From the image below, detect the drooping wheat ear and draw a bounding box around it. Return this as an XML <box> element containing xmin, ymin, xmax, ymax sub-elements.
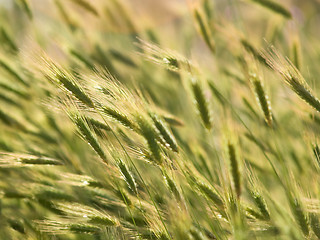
<box><xmin>68</xmin><ymin>223</ymin><xmax>101</xmax><ymax>234</ymax></box>
<box><xmin>69</xmin><ymin>48</ymin><xmax>95</xmax><ymax>69</ymax></box>
<box><xmin>262</xmin><ymin>46</ymin><xmax>320</xmax><ymax>112</ymax></box>
<box><xmin>162</xmin><ymin>169</ymin><xmax>182</xmax><ymax>202</ymax></box>
<box><xmin>114</xmin><ymin>187</ymin><xmax>132</xmax><ymax>206</ymax></box>
<box><xmin>34</xmin><ymin>185</ymin><xmax>74</xmax><ymax>202</ymax></box>
<box><xmin>310</xmin><ymin>213</ymin><xmax>320</xmax><ymax>238</ymax></box>
<box><xmin>135</xmin><ymin>115</ymin><xmax>162</xmax><ymax>165</ymax></box>
<box><xmin>191</xmin><ymin>77</ymin><xmax>212</xmax><ymax>130</ymax></box>
<box><xmin>15</xmin><ymin>0</ymin><xmax>33</xmax><ymax>20</ymax></box>
<box><xmin>249</xmin><ymin>72</ymin><xmax>273</xmax><ymax>126</ymax></box>
<box><xmin>162</xmin><ymin>114</ymin><xmax>184</xmax><ymax>127</ymax></box>
<box><xmin>36</xmin><ymin>220</ymin><xmax>101</xmax><ymax>234</ymax></box>
<box><xmin>208</xmin><ymin>81</ymin><xmax>226</xmax><ymax>107</ymax></box>
<box><xmin>116</xmin><ymin>158</ymin><xmax>138</xmax><ymax>195</ymax></box>
<box><xmin>249</xmin><ymin>190</ymin><xmax>270</xmax><ymax>220</ymax></box>
<box><xmin>137</xmin><ymin>39</ymin><xmax>195</xmax><ymax>73</ymax></box>
<box><xmin>85</xmin><ymin>117</ymin><xmax>111</xmax><ymax>132</ymax></box>
<box><xmin>44</xmin><ymin>60</ymin><xmax>94</xmax><ymax>108</ymax></box>
<box><xmin>93</xmin><ymin>44</ymin><xmax>117</xmax><ymax>73</ymax></box>
<box><xmin>227</xmin><ymin>141</ymin><xmax>241</xmax><ymax>198</ymax></box>
<box><xmin>69</xmin><ymin>0</ymin><xmax>99</xmax><ymax>16</ymax></box>
<box><xmin>288</xmin><ymin>194</ymin><xmax>309</xmax><ymax>237</ymax></box>
<box><xmin>246</xmin><ymin>207</ymin><xmax>265</xmax><ymax>220</ymax></box>
<box><xmin>240</xmin><ymin>39</ymin><xmax>268</xmax><ymax>67</ymax></box>
<box><xmin>55</xmin><ymin>202</ymin><xmax>118</xmax><ymax>226</ymax></box>
<box><xmin>150</xmin><ymin>113</ymin><xmax>178</xmax><ymax>153</ymax></box>
<box><xmin>248</xmin><ymin>0</ymin><xmax>292</xmax><ymax>19</ymax></box>
<box><xmin>71</xmin><ymin>114</ymin><xmax>108</xmax><ymax>163</ymax></box>
<box><xmin>193</xmin><ymin>9</ymin><xmax>215</xmax><ymax>54</ymax></box>
<box><xmin>109</xmin><ymin>49</ymin><xmax>137</xmax><ymax>68</ymax></box>
<box><xmin>255</xmin><ymin>226</ymin><xmax>281</xmax><ymax>237</ymax></box>
<box><xmin>194</xmin><ymin>179</ymin><xmax>224</xmax><ymax>207</ymax></box>
<box><xmin>102</xmin><ymin>106</ymin><xmax>138</xmax><ymax>131</ymax></box>
<box><xmin>0</xmin><ymin>153</ymin><xmax>63</xmax><ymax>167</ymax></box>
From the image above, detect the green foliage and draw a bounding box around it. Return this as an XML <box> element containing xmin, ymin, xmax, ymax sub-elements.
<box><xmin>0</xmin><ymin>0</ymin><xmax>319</xmax><ymax>239</ymax></box>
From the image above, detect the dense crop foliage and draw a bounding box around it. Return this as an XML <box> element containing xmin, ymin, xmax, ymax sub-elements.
<box><xmin>0</xmin><ymin>0</ymin><xmax>320</xmax><ymax>239</ymax></box>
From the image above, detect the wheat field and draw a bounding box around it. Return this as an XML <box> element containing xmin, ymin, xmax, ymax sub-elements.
<box><xmin>0</xmin><ymin>0</ymin><xmax>319</xmax><ymax>239</ymax></box>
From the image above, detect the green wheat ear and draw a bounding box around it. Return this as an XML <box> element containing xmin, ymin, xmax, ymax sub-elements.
<box><xmin>85</xmin><ymin>117</ymin><xmax>111</xmax><ymax>133</ymax></box>
<box><xmin>116</xmin><ymin>158</ymin><xmax>138</xmax><ymax>195</ymax></box>
<box><xmin>162</xmin><ymin>169</ymin><xmax>182</xmax><ymax>203</ymax></box>
<box><xmin>192</xmin><ymin>176</ymin><xmax>224</xmax><ymax>208</ymax></box>
<box><xmin>248</xmin><ymin>0</ymin><xmax>292</xmax><ymax>19</ymax></box>
<box><xmin>263</xmin><ymin>46</ymin><xmax>320</xmax><ymax>113</ymax></box>
<box><xmin>191</xmin><ymin>77</ymin><xmax>212</xmax><ymax>130</ymax></box>
<box><xmin>249</xmin><ymin>189</ymin><xmax>270</xmax><ymax>221</ymax></box>
<box><xmin>44</xmin><ymin>60</ymin><xmax>94</xmax><ymax>108</ymax></box>
<box><xmin>240</xmin><ymin>39</ymin><xmax>268</xmax><ymax>67</ymax></box>
<box><xmin>193</xmin><ymin>9</ymin><xmax>215</xmax><ymax>54</ymax></box>
<box><xmin>69</xmin><ymin>48</ymin><xmax>95</xmax><ymax>69</ymax></box>
<box><xmin>310</xmin><ymin>213</ymin><xmax>320</xmax><ymax>238</ymax></box>
<box><xmin>227</xmin><ymin>140</ymin><xmax>241</xmax><ymax>198</ymax></box>
<box><xmin>287</xmin><ymin>193</ymin><xmax>309</xmax><ymax>237</ymax></box>
<box><xmin>15</xmin><ymin>0</ymin><xmax>33</xmax><ymax>20</ymax></box>
<box><xmin>70</xmin><ymin>0</ymin><xmax>99</xmax><ymax>16</ymax></box>
<box><xmin>150</xmin><ymin>113</ymin><xmax>178</xmax><ymax>153</ymax></box>
<box><xmin>249</xmin><ymin>72</ymin><xmax>273</xmax><ymax>126</ymax></box>
<box><xmin>135</xmin><ymin>115</ymin><xmax>163</xmax><ymax>165</ymax></box>
<box><xmin>137</xmin><ymin>39</ymin><xmax>196</xmax><ymax>73</ymax></box>
<box><xmin>71</xmin><ymin>113</ymin><xmax>108</xmax><ymax>163</ymax></box>
<box><xmin>1</xmin><ymin>0</ymin><xmax>320</xmax><ymax>239</ymax></box>
<box><xmin>102</xmin><ymin>106</ymin><xmax>138</xmax><ymax>131</ymax></box>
